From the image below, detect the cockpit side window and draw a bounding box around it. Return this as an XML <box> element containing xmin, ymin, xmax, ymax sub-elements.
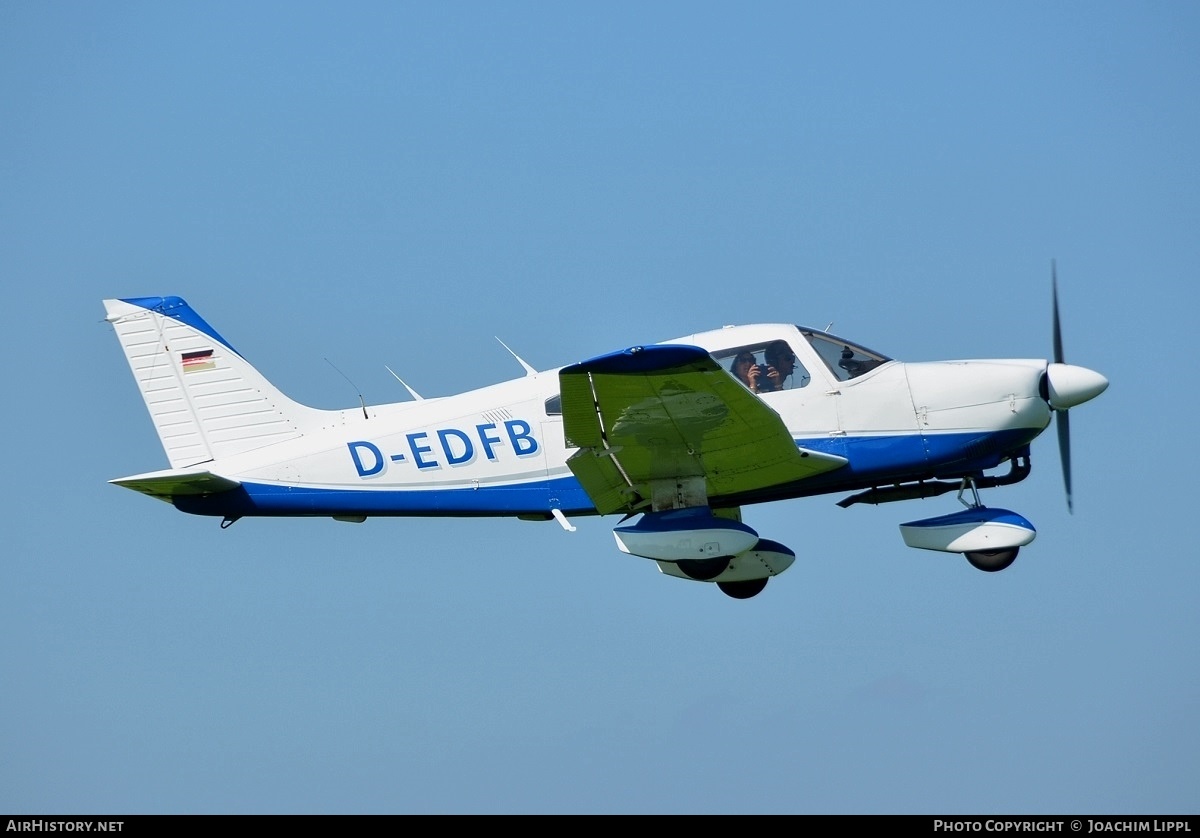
<box><xmin>803</xmin><ymin>331</ymin><xmax>890</xmax><ymax>382</ymax></box>
<box><xmin>712</xmin><ymin>341</ymin><xmax>810</xmax><ymax>394</ymax></box>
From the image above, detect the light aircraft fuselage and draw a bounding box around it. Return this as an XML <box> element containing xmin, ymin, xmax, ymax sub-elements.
<box><xmin>104</xmin><ymin>291</ymin><xmax>1106</xmax><ymax>599</ymax></box>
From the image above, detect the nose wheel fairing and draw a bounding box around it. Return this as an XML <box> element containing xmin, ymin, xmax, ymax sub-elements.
<box><xmin>899</xmin><ymin>477</ymin><xmax>1035</xmax><ymax>572</ymax></box>
<box><xmin>899</xmin><ymin>506</ymin><xmax>1036</xmax><ymax>554</ymax></box>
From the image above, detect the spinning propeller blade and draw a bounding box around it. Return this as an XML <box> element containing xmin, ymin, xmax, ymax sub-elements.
<box><xmin>1044</xmin><ymin>260</ymin><xmax>1107</xmax><ymax>513</ymax></box>
<box><xmin>1052</xmin><ymin>260</ymin><xmax>1064</xmax><ymax>365</ymax></box>
<box><xmin>1056</xmin><ymin>402</ymin><xmax>1073</xmax><ymax>513</ymax></box>
<box><xmin>1052</xmin><ymin>260</ymin><xmax>1072</xmax><ymax>512</ymax></box>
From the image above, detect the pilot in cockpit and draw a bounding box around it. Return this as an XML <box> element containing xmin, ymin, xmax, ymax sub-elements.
<box><xmin>756</xmin><ymin>340</ymin><xmax>797</xmax><ymax>392</ymax></box>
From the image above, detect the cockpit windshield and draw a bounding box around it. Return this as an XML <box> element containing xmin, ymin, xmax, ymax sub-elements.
<box><xmin>801</xmin><ymin>329</ymin><xmax>891</xmax><ymax>381</ymax></box>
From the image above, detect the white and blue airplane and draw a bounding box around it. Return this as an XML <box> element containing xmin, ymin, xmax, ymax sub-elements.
<box><xmin>102</xmin><ymin>272</ymin><xmax>1107</xmax><ymax>599</ymax></box>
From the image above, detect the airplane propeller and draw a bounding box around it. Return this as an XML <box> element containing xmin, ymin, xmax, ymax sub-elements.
<box><xmin>1042</xmin><ymin>260</ymin><xmax>1109</xmax><ymax>513</ymax></box>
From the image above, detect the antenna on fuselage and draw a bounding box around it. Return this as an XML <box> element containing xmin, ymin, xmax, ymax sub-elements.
<box><xmin>385</xmin><ymin>365</ymin><xmax>425</xmax><ymax>401</ymax></box>
<box><xmin>496</xmin><ymin>337</ymin><xmax>538</xmax><ymax>376</ymax></box>
<box><xmin>325</xmin><ymin>358</ymin><xmax>370</xmax><ymax>419</ymax></box>
<box><xmin>824</xmin><ymin>322</ymin><xmax>835</xmax><ymax>332</ymax></box>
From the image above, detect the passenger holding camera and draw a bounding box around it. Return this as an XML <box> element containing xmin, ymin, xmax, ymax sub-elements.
<box><xmin>732</xmin><ymin>352</ymin><xmax>763</xmax><ymax>392</ymax></box>
<box><xmin>733</xmin><ymin>342</ymin><xmax>796</xmax><ymax>394</ymax></box>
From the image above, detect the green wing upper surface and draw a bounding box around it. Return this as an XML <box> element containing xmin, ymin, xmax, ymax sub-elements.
<box><xmin>559</xmin><ymin>344</ymin><xmax>846</xmax><ymax>515</ymax></box>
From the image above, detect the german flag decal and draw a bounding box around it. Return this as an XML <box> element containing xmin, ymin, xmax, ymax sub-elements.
<box><xmin>181</xmin><ymin>349</ymin><xmax>216</xmax><ymax>373</ymax></box>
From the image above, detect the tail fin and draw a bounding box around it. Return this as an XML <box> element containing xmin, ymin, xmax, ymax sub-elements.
<box><xmin>104</xmin><ymin>296</ymin><xmax>326</xmax><ymax>468</ymax></box>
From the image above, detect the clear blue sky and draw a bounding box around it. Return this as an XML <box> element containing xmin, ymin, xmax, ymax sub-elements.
<box><xmin>2</xmin><ymin>1</ymin><xmax>1197</xmax><ymax>815</ymax></box>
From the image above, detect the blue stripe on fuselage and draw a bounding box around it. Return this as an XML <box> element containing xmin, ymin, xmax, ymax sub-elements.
<box><xmin>174</xmin><ymin>477</ymin><xmax>597</xmax><ymax>518</ymax></box>
<box><xmin>172</xmin><ymin>428</ymin><xmax>1039</xmax><ymax>518</ymax></box>
<box><xmin>798</xmin><ymin>427</ymin><xmax>1038</xmax><ymax>479</ymax></box>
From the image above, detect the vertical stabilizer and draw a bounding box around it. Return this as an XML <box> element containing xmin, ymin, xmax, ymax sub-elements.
<box><xmin>104</xmin><ymin>296</ymin><xmax>325</xmax><ymax>468</ymax></box>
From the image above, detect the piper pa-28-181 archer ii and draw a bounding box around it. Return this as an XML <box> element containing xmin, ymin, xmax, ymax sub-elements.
<box><xmin>103</xmin><ymin>267</ymin><xmax>1107</xmax><ymax>599</ymax></box>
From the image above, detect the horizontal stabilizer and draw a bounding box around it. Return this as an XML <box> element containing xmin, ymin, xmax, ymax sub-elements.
<box><xmin>110</xmin><ymin>469</ymin><xmax>242</xmax><ymax>502</ymax></box>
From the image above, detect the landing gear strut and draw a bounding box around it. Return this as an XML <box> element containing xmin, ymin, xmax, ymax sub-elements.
<box><xmin>956</xmin><ymin>476</ymin><xmax>1021</xmax><ymax>573</ymax></box>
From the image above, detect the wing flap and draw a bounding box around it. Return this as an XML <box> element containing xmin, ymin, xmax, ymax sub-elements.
<box><xmin>560</xmin><ymin>344</ymin><xmax>845</xmax><ymax>514</ymax></box>
<box><xmin>566</xmin><ymin>448</ymin><xmax>639</xmax><ymax>515</ymax></box>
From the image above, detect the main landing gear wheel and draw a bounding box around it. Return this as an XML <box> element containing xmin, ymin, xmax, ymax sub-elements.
<box><xmin>965</xmin><ymin>547</ymin><xmax>1019</xmax><ymax>573</ymax></box>
<box><xmin>676</xmin><ymin>557</ymin><xmax>731</xmax><ymax>581</ymax></box>
<box><xmin>717</xmin><ymin>578</ymin><xmax>769</xmax><ymax>599</ymax></box>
